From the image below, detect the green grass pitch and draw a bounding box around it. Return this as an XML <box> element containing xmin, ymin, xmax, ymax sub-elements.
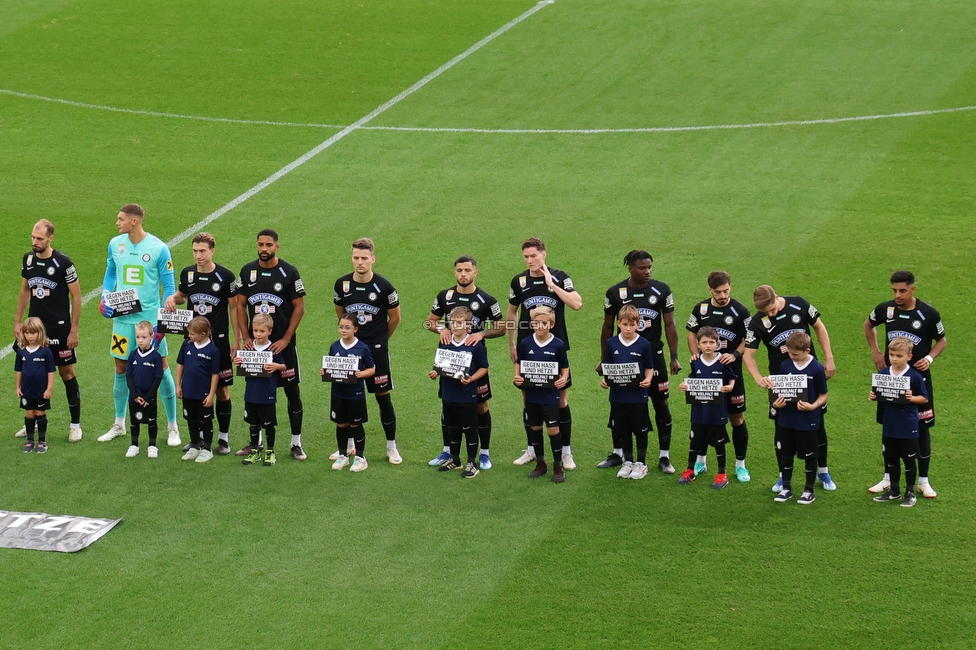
<box><xmin>1</xmin><ymin>1</ymin><xmax>975</xmax><ymax>648</ymax></box>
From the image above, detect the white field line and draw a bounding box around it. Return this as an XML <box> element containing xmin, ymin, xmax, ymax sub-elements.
<box><xmin>3</xmin><ymin>86</ymin><xmax>974</xmax><ymax>134</ymax></box>
<box><xmin>0</xmin><ymin>0</ymin><xmax>557</xmax><ymax>362</ymax></box>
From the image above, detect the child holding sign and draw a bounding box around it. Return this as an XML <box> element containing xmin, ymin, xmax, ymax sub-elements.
<box><xmin>428</xmin><ymin>306</ymin><xmax>488</xmax><ymax>478</ymax></box>
<box><xmin>600</xmin><ymin>305</ymin><xmax>654</xmax><ymax>479</ymax></box>
<box><xmin>175</xmin><ymin>317</ymin><xmax>221</xmax><ymax>463</ymax></box>
<box><xmin>869</xmin><ymin>337</ymin><xmax>929</xmax><ymax>507</ymax></box>
<box><xmin>15</xmin><ymin>317</ymin><xmax>56</xmax><ymax>454</ymax></box>
<box><xmin>233</xmin><ymin>314</ymin><xmax>286</xmax><ymax>466</ymax></box>
<box><xmin>514</xmin><ymin>306</ymin><xmax>569</xmax><ymax>483</ymax></box>
<box><xmin>322</xmin><ymin>312</ymin><xmax>375</xmax><ymax>472</ymax></box>
<box><xmin>678</xmin><ymin>327</ymin><xmax>736</xmax><ymax>488</ymax></box>
<box><xmin>125</xmin><ymin>321</ymin><xmax>164</xmax><ymax>458</ymax></box>
<box><xmin>769</xmin><ymin>332</ymin><xmax>828</xmax><ymax>504</ymax></box>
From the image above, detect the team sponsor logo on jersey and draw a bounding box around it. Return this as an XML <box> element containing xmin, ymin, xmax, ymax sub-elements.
<box><xmin>936</xmin><ymin>320</ymin><xmax>944</xmax><ymax>335</ymax></box>
<box><xmin>388</xmin><ymin>291</ymin><xmax>398</xmax><ymax>305</ymax></box>
<box><xmin>715</xmin><ymin>328</ymin><xmax>737</xmax><ymax>342</ymax></box>
<box><xmin>29</xmin><ymin>277</ymin><xmax>57</xmax><ymax>291</ymax></box>
<box><xmin>249</xmin><ymin>293</ymin><xmax>284</xmax><ymax>306</ymax></box>
<box><xmin>912</xmin><ymin>320</ymin><xmax>922</xmax><ymax>330</ymax></box>
<box><xmin>687</xmin><ymin>314</ymin><xmax>698</xmax><ymax>328</ymax></box>
<box><xmin>431</xmin><ymin>297</ymin><xmax>440</xmax><ymax>311</ymax></box>
<box><xmin>563</xmin><ymin>277</ymin><xmax>575</xmax><ymax>291</ymax></box>
<box><xmin>294</xmin><ymin>279</ymin><xmax>304</xmax><ymax>293</ymax></box>
<box><xmin>886</xmin><ymin>306</ymin><xmax>895</xmax><ymax>319</ymax></box>
<box><xmin>808</xmin><ymin>304</ymin><xmax>818</xmax><ymax>319</ymax></box>
<box><xmin>123</xmin><ymin>265</ymin><xmax>144</xmax><ymax>285</ymax></box>
<box><xmin>524</xmin><ymin>296</ymin><xmax>559</xmax><ymax>310</ymax></box>
<box><xmin>230</xmin><ymin>278</ymin><xmax>241</xmax><ymax>292</ymax></box>
<box><xmin>769</xmin><ymin>329</ymin><xmax>803</xmax><ymax>348</ymax></box>
<box><xmin>191</xmin><ymin>293</ymin><xmax>221</xmax><ymax>306</ymax></box>
<box><xmin>665</xmin><ymin>294</ymin><xmax>674</xmax><ymax>309</ymax></box>
<box><xmin>887</xmin><ymin>330</ymin><xmax>922</xmax><ymax>345</ymax></box>
<box><xmin>166</xmin><ymin>259</ymin><xmax>174</xmax><ymax>271</ymax></box>
<box><xmin>638</xmin><ymin>307</ymin><xmax>659</xmax><ymax>321</ymax></box>
<box><xmin>919</xmin><ymin>408</ymin><xmax>934</xmax><ymax>420</ymax></box>
<box><xmin>791</xmin><ymin>315</ymin><xmax>801</xmax><ymax>324</ymax></box>
<box><xmin>745</xmin><ymin>330</ymin><xmax>756</xmax><ymax>345</ymax></box>
<box><xmin>273</xmin><ymin>282</ymin><xmax>283</xmax><ymax>292</ymax></box>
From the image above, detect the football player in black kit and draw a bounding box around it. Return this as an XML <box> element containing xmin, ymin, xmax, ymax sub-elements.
<box><xmin>165</xmin><ymin>232</ymin><xmax>241</xmax><ymax>455</ymax></box>
<box><xmin>426</xmin><ymin>255</ymin><xmax>505</xmax><ymax>470</ymax></box>
<box><xmin>600</xmin><ymin>250</ymin><xmax>681</xmax><ymax>474</ymax></box>
<box><xmin>686</xmin><ymin>271</ymin><xmax>752</xmax><ymax>482</ymax></box>
<box><xmin>333</xmin><ymin>238</ymin><xmax>403</xmax><ymax>465</ymax></box>
<box><xmin>233</xmin><ymin>229</ymin><xmax>307</xmax><ymax>461</ymax></box>
<box><xmin>13</xmin><ymin>219</ymin><xmax>83</xmax><ymax>442</ymax></box>
<box><xmin>864</xmin><ymin>270</ymin><xmax>946</xmax><ymax>499</ymax></box>
<box><xmin>743</xmin><ymin>285</ymin><xmax>837</xmax><ymax>492</ymax></box>
<box><xmin>507</xmin><ymin>238</ymin><xmax>582</xmax><ymax>470</ymax></box>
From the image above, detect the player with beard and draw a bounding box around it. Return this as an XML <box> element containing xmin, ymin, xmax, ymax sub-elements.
<box><xmin>600</xmin><ymin>250</ymin><xmax>680</xmax><ymax>474</ymax></box>
<box><xmin>13</xmin><ymin>219</ymin><xmax>83</xmax><ymax>442</ymax></box>
<box><xmin>743</xmin><ymin>285</ymin><xmax>837</xmax><ymax>492</ymax></box>
<box><xmin>333</xmin><ymin>238</ymin><xmax>403</xmax><ymax>465</ymax></box>
<box><xmin>507</xmin><ymin>238</ymin><xmax>582</xmax><ymax>470</ymax></box>
<box><xmin>685</xmin><ymin>271</ymin><xmax>751</xmax><ymax>482</ymax></box>
<box><xmin>165</xmin><ymin>232</ymin><xmax>241</xmax><ymax>455</ymax></box>
<box><xmin>864</xmin><ymin>270</ymin><xmax>946</xmax><ymax>499</ymax></box>
<box><xmin>234</xmin><ymin>229</ymin><xmax>307</xmax><ymax>461</ymax></box>
<box><xmin>426</xmin><ymin>255</ymin><xmax>505</xmax><ymax>470</ymax></box>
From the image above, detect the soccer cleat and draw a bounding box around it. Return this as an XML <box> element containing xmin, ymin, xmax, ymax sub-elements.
<box><xmin>332</xmin><ymin>455</ymin><xmax>350</xmax><ymax>470</ymax></box>
<box><xmin>817</xmin><ymin>472</ymin><xmax>837</xmax><ymax>491</ymax></box>
<box><xmin>22</xmin><ymin>441</ymin><xmax>35</xmax><ymax>453</ymax></box>
<box><xmin>630</xmin><ymin>462</ymin><xmax>649</xmax><ymax>480</ymax></box>
<box><xmin>182</xmin><ymin>447</ymin><xmax>200</xmax><ymax>461</ymax></box>
<box><xmin>868</xmin><ymin>477</ymin><xmax>890</xmax><ymax>494</ymax></box>
<box><xmin>872</xmin><ymin>489</ymin><xmax>902</xmax><ymax>503</ymax></box>
<box><xmin>36</xmin><ymin>441</ymin><xmax>48</xmax><ymax>454</ymax></box>
<box><xmin>797</xmin><ymin>490</ymin><xmax>816</xmax><ymax>505</ymax></box>
<box><xmin>552</xmin><ymin>466</ymin><xmax>566</xmax><ymax>483</ymax></box>
<box><xmin>917</xmin><ymin>482</ymin><xmax>937</xmax><ymax>499</ymax></box>
<box><xmin>597</xmin><ymin>453</ymin><xmax>623</xmax><ymax>469</ymax></box>
<box><xmin>527</xmin><ymin>461</ymin><xmax>548</xmax><ymax>479</ymax></box>
<box><xmin>182</xmin><ymin>443</ymin><xmax>192</xmax><ymax>452</ymax></box>
<box><xmin>68</xmin><ymin>427</ymin><xmax>83</xmax><ymax>443</ymax></box>
<box><xmin>438</xmin><ymin>459</ymin><xmax>461</xmax><ymax>472</ymax></box>
<box><xmin>771</xmin><ymin>477</ymin><xmax>784</xmax><ymax>493</ymax></box>
<box><xmin>263</xmin><ymin>450</ymin><xmax>277</xmax><ymax>466</ymax></box>
<box><xmin>617</xmin><ymin>461</ymin><xmax>634</xmax><ymax>479</ymax></box>
<box><xmin>513</xmin><ymin>447</ymin><xmax>536</xmax><ymax>466</ymax></box>
<box><xmin>15</xmin><ymin>426</ymin><xmax>27</xmax><ymax>438</ymax></box>
<box><xmin>125</xmin><ymin>445</ymin><xmax>140</xmax><ymax>458</ymax></box>
<box><xmin>901</xmin><ymin>492</ymin><xmax>918</xmax><ymax>508</ymax></box>
<box><xmin>216</xmin><ymin>441</ymin><xmax>231</xmax><ymax>456</ymax></box>
<box><xmin>237</xmin><ymin>444</ymin><xmax>258</xmax><ymax>457</ymax></box>
<box><xmin>428</xmin><ymin>451</ymin><xmax>452</xmax><ymax>467</ymax></box>
<box><xmin>386</xmin><ymin>447</ymin><xmax>402</xmax><ymax>465</ymax></box>
<box><xmin>711</xmin><ymin>473</ymin><xmax>729</xmax><ymax>490</ymax></box>
<box><xmin>694</xmin><ymin>461</ymin><xmax>707</xmax><ymax>476</ymax></box>
<box><xmin>774</xmin><ymin>489</ymin><xmax>794</xmax><ymax>503</ymax></box>
<box><xmin>167</xmin><ymin>423</ymin><xmax>181</xmax><ymax>447</ymax></box>
<box><xmin>147</xmin><ymin>446</ymin><xmax>159</xmax><ymax>459</ymax></box>
<box><xmin>461</xmin><ymin>462</ymin><xmax>480</xmax><ymax>479</ymax></box>
<box><xmin>98</xmin><ymin>423</ymin><xmax>126</xmax><ymax>442</ymax></box>
<box><xmin>291</xmin><ymin>445</ymin><xmax>307</xmax><ymax>461</ymax></box>
<box><xmin>678</xmin><ymin>468</ymin><xmax>695</xmax><ymax>485</ymax></box>
<box><xmin>479</xmin><ymin>453</ymin><xmax>492</xmax><ymax>471</ymax></box>
<box><xmin>562</xmin><ymin>451</ymin><xmax>576</xmax><ymax>470</ymax></box>
<box><xmin>658</xmin><ymin>457</ymin><xmax>676</xmax><ymax>475</ymax></box>
<box><xmin>241</xmin><ymin>449</ymin><xmax>262</xmax><ymax>465</ymax></box>
<box><xmin>350</xmin><ymin>456</ymin><xmax>368</xmax><ymax>473</ymax></box>
<box><xmin>735</xmin><ymin>466</ymin><xmax>751</xmax><ymax>482</ymax></box>
<box><xmin>195</xmin><ymin>449</ymin><xmax>214</xmax><ymax>463</ymax></box>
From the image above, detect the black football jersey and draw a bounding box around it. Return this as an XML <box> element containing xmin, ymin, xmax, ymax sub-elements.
<box><xmin>509</xmin><ymin>267</ymin><xmax>577</xmax><ymax>349</ymax></box>
<box><xmin>431</xmin><ymin>287</ymin><xmax>502</xmax><ymax>334</ymax></box>
<box><xmin>334</xmin><ymin>272</ymin><xmax>399</xmax><ymax>346</ymax></box>
<box><xmin>745</xmin><ymin>295</ymin><xmax>821</xmax><ymax>373</ymax></box>
<box><xmin>685</xmin><ymin>297</ymin><xmax>750</xmax><ymax>354</ymax></box>
<box><xmin>604</xmin><ymin>278</ymin><xmax>675</xmax><ymax>348</ymax></box>
<box><xmin>178</xmin><ymin>264</ymin><xmax>239</xmax><ymax>341</ymax></box>
<box><xmin>237</xmin><ymin>259</ymin><xmax>306</xmax><ymax>343</ymax></box>
<box><xmin>867</xmin><ymin>299</ymin><xmax>944</xmax><ymax>362</ymax></box>
<box><xmin>22</xmin><ymin>250</ymin><xmax>78</xmax><ymax>331</ymax></box>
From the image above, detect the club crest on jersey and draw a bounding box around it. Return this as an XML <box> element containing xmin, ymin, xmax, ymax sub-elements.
<box><xmin>649</xmin><ymin>295</ymin><xmax>658</xmax><ymax>305</ymax></box>
<box><xmin>343</xmin><ymin>281</ymin><xmax>350</xmax><ymax>293</ymax></box>
<box><xmin>791</xmin><ymin>315</ymin><xmax>801</xmax><ymax>324</ymax></box>
<box><xmin>44</xmin><ymin>265</ymin><xmax>56</xmax><ymax>277</ymax></box>
<box><xmin>142</xmin><ymin>254</ymin><xmax>151</xmax><ymax>262</ymax></box>
<box><xmin>212</xmin><ymin>283</ymin><xmax>220</xmax><ymax>292</ymax></box>
<box><xmin>368</xmin><ymin>292</ymin><xmax>378</xmax><ymax>301</ymax></box>
<box><xmin>34</xmin><ymin>287</ymin><xmax>49</xmax><ymax>299</ymax></box>
<box><xmin>273</xmin><ymin>282</ymin><xmax>283</xmax><ymax>292</ymax></box>
<box><xmin>725</xmin><ymin>316</ymin><xmax>733</xmax><ymax>325</ymax></box>
<box><xmin>197</xmin><ymin>304</ymin><xmax>209</xmax><ymax>315</ymax></box>
<box><xmin>912</xmin><ymin>320</ymin><xmax>922</xmax><ymax>330</ymax></box>
<box><xmin>519</xmin><ymin>276</ymin><xmax>527</xmax><ymax>289</ymax></box>
<box><xmin>471</xmin><ymin>301</ymin><xmax>480</xmax><ymax>311</ymax></box>
<box><xmin>249</xmin><ymin>270</ymin><xmax>257</xmax><ymax>283</ymax></box>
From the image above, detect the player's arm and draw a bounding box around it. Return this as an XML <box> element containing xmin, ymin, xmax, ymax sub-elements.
<box><xmin>66</xmin><ymin>278</ymin><xmax>82</xmax><ymax>349</ymax></box>
<box><xmin>863</xmin><ymin>317</ymin><xmax>886</xmax><ymax>370</ymax></box>
<box><xmin>334</xmin><ymin>304</ymin><xmax>346</xmax><ymax>320</ymax></box>
<box><xmin>13</xmin><ymin>279</ymin><xmax>30</xmax><ymax>340</ymax></box>
<box><xmin>742</xmin><ymin>347</ymin><xmax>772</xmax><ymax>389</ymax></box>
<box><xmin>915</xmin><ymin>336</ymin><xmax>946</xmax><ymax>372</ymax></box>
<box><xmin>663</xmin><ymin>312</ymin><xmax>681</xmax><ymax>374</ymax></box>
<box><xmin>158</xmin><ymin>250</ymin><xmax>176</xmax><ymax>302</ymax></box>
<box><xmin>164</xmin><ymin>290</ymin><xmax>187</xmax><ymax>312</ymax></box>
<box><xmin>811</xmin><ymin>318</ymin><xmax>836</xmax><ymax>379</ymax></box>
<box><xmin>235</xmin><ymin>297</ymin><xmax>252</xmax><ymax>350</ymax></box>
<box><xmin>600</xmin><ymin>311</ymin><xmax>615</xmax><ymax>358</ymax></box>
<box><xmin>229</xmin><ymin>295</ymin><xmax>242</xmax><ymax>353</ymax></box>
<box><xmin>506</xmin><ymin>304</ymin><xmax>520</xmax><ymax>363</ymax></box>
<box><xmin>270</xmin><ymin>296</ymin><xmax>305</xmax><ymax>354</ymax></box>
<box><xmin>100</xmin><ymin>244</ymin><xmax>118</xmax><ymax>318</ymax></box>
<box><xmin>387</xmin><ymin>306</ymin><xmax>401</xmax><ymax>341</ymax></box>
<box><xmin>686</xmin><ymin>331</ymin><xmax>700</xmax><ymax>359</ymax></box>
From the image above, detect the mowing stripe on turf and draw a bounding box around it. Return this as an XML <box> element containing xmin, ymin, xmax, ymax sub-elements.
<box><xmin>4</xmin><ymin>86</ymin><xmax>974</xmax><ymax>134</ymax></box>
<box><xmin>0</xmin><ymin>0</ymin><xmax>557</xmax><ymax>362</ymax></box>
